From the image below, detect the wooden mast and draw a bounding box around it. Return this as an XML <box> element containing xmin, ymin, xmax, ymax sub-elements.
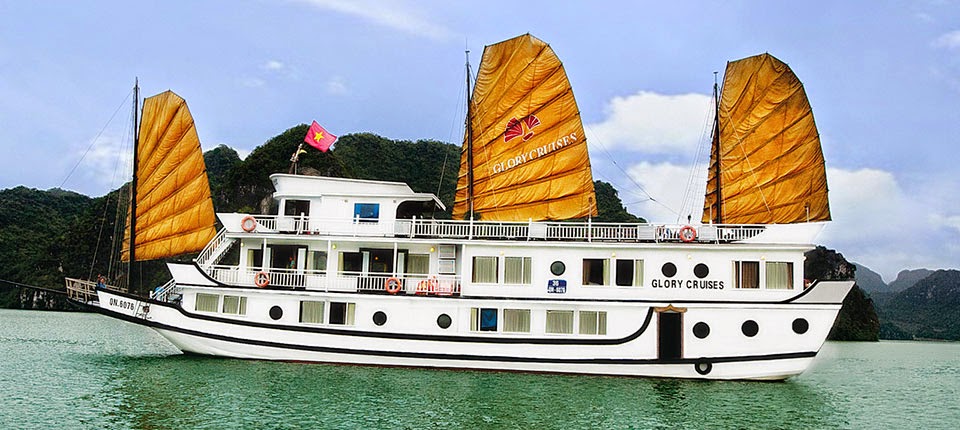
<box><xmin>465</xmin><ymin>50</ymin><xmax>475</xmax><ymax>220</ymax></box>
<box><xmin>712</xmin><ymin>72</ymin><xmax>722</xmax><ymax>224</ymax></box>
<box><xmin>128</xmin><ymin>79</ymin><xmax>140</xmax><ymax>286</ymax></box>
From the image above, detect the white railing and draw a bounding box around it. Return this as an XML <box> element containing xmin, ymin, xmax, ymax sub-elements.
<box><xmin>149</xmin><ymin>279</ymin><xmax>181</xmax><ymax>303</ymax></box>
<box><xmin>228</xmin><ymin>214</ymin><xmax>766</xmax><ymax>244</ymax></box>
<box><xmin>206</xmin><ymin>265</ymin><xmax>461</xmax><ymax>295</ymax></box>
<box><xmin>196</xmin><ymin>229</ymin><xmax>236</xmax><ymax>268</ymax></box>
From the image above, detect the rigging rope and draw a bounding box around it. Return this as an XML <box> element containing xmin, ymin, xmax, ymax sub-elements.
<box><xmin>58</xmin><ymin>90</ymin><xmax>132</xmax><ymax>189</ymax></box>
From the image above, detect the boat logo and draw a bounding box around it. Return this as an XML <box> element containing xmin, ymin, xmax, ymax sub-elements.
<box><xmin>504</xmin><ymin>115</ymin><xmax>541</xmax><ymax>142</ymax></box>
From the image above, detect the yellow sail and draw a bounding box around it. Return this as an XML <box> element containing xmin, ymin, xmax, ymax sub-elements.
<box><xmin>702</xmin><ymin>53</ymin><xmax>831</xmax><ymax>224</ymax></box>
<box><xmin>121</xmin><ymin>91</ymin><xmax>216</xmax><ymax>261</ymax></box>
<box><xmin>453</xmin><ymin>34</ymin><xmax>597</xmax><ymax>221</ymax></box>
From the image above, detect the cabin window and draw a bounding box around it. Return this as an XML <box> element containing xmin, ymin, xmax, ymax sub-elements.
<box><xmin>472</xmin><ymin>256</ymin><xmax>498</xmax><ymax>283</ymax></box>
<box><xmin>221</xmin><ymin>295</ymin><xmax>247</xmax><ymax>315</ymax></box>
<box><xmin>503</xmin><ymin>309</ymin><xmax>531</xmax><ymax>333</ymax></box>
<box><xmin>309</xmin><ymin>251</ymin><xmax>327</xmax><ymax>272</ymax></box>
<box><xmin>766</xmin><ymin>262</ymin><xmax>794</xmax><ymax>289</ymax></box>
<box><xmin>329</xmin><ymin>301</ymin><xmax>356</xmax><ymax>325</ymax></box>
<box><xmin>353</xmin><ymin>203</ymin><xmax>380</xmax><ymax>223</ymax></box>
<box><xmin>582</xmin><ymin>259</ymin><xmax>610</xmax><ymax>286</ymax></box>
<box><xmin>340</xmin><ymin>252</ymin><xmax>363</xmax><ymax>274</ymax></box>
<box><xmin>300</xmin><ymin>301</ymin><xmax>325</xmax><ymax>324</ymax></box>
<box><xmin>615</xmin><ymin>259</ymin><xmax>644</xmax><ymax>286</ymax></box>
<box><xmin>406</xmin><ymin>254</ymin><xmax>430</xmax><ymax>276</ymax></box>
<box><xmin>546</xmin><ymin>310</ymin><xmax>574</xmax><ymax>334</ymax></box>
<box><xmin>579</xmin><ymin>311</ymin><xmax>607</xmax><ymax>335</ymax></box>
<box><xmin>248</xmin><ymin>249</ymin><xmax>263</xmax><ymax>270</ymax></box>
<box><xmin>470</xmin><ymin>307</ymin><xmax>498</xmax><ymax>332</ymax></box>
<box><xmin>195</xmin><ymin>293</ymin><xmax>219</xmax><ymax>313</ymax></box>
<box><xmin>734</xmin><ymin>261</ymin><xmax>760</xmax><ymax>289</ymax></box>
<box><xmin>284</xmin><ymin>199</ymin><xmax>311</xmax><ymax>216</ymax></box>
<box><xmin>504</xmin><ymin>256</ymin><xmax>532</xmax><ymax>285</ymax></box>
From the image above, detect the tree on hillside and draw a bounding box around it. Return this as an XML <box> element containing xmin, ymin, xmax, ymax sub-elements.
<box><xmin>593</xmin><ymin>181</ymin><xmax>646</xmax><ymax>223</ymax></box>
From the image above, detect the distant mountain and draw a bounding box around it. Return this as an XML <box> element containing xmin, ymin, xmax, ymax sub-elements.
<box><xmin>889</xmin><ymin>269</ymin><xmax>934</xmax><ymax>293</ymax></box>
<box><xmin>804</xmin><ymin>246</ymin><xmax>879</xmax><ymax>341</ymax></box>
<box><xmin>879</xmin><ymin>270</ymin><xmax>960</xmax><ymax>340</ymax></box>
<box><xmin>853</xmin><ymin>263</ymin><xmax>888</xmax><ymax>293</ymax></box>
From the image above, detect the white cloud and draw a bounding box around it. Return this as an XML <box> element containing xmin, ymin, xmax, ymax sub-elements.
<box><xmin>933</xmin><ymin>30</ymin><xmax>960</xmax><ymax>49</ymax></box>
<box><xmin>586</xmin><ymin>91</ymin><xmax>713</xmax><ymax>154</ymax></box>
<box><xmin>614</xmin><ymin>161</ymin><xmax>705</xmax><ymax>224</ymax></box>
<box><xmin>326</xmin><ymin>76</ymin><xmax>348</xmax><ymax>95</ymax></box>
<box><xmin>65</xmin><ymin>132</ymin><xmax>132</xmax><ymax>194</ymax></box>
<box><xmin>262</xmin><ymin>60</ymin><xmax>285</xmax><ymax>71</ymax></box>
<box><xmin>297</xmin><ymin>0</ymin><xmax>453</xmax><ymax>40</ymax></box>
<box><xmin>237</xmin><ymin>77</ymin><xmax>265</xmax><ymax>88</ymax></box>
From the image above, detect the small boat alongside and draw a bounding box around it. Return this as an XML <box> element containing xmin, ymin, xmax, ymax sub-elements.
<box><xmin>67</xmin><ymin>35</ymin><xmax>852</xmax><ymax>380</ymax></box>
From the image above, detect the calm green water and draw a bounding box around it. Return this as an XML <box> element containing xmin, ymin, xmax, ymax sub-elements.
<box><xmin>1</xmin><ymin>309</ymin><xmax>958</xmax><ymax>429</ymax></box>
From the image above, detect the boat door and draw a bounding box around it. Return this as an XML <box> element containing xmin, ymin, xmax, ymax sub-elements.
<box><xmin>657</xmin><ymin>306</ymin><xmax>686</xmax><ymax>360</ymax></box>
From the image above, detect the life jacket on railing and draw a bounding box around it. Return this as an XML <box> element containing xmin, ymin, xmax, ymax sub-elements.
<box><xmin>415</xmin><ymin>276</ymin><xmax>438</xmax><ymax>295</ymax></box>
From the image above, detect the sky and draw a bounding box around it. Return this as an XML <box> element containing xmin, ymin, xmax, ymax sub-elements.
<box><xmin>1</xmin><ymin>1</ymin><xmax>959</xmax><ymax>281</ymax></box>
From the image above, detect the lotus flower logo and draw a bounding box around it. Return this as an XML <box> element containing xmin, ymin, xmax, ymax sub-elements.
<box><xmin>504</xmin><ymin>115</ymin><xmax>541</xmax><ymax>142</ymax></box>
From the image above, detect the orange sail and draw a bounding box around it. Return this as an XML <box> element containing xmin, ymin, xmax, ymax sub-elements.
<box><xmin>702</xmin><ymin>53</ymin><xmax>831</xmax><ymax>224</ymax></box>
<box><xmin>453</xmin><ymin>34</ymin><xmax>597</xmax><ymax>221</ymax></box>
<box><xmin>121</xmin><ymin>91</ymin><xmax>216</xmax><ymax>261</ymax></box>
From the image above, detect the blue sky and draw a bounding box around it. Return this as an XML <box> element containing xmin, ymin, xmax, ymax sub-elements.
<box><xmin>1</xmin><ymin>1</ymin><xmax>959</xmax><ymax>280</ymax></box>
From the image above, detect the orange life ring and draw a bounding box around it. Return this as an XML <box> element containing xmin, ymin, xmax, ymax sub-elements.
<box><xmin>254</xmin><ymin>271</ymin><xmax>270</xmax><ymax>288</ymax></box>
<box><xmin>385</xmin><ymin>277</ymin><xmax>402</xmax><ymax>294</ymax></box>
<box><xmin>679</xmin><ymin>225</ymin><xmax>697</xmax><ymax>243</ymax></box>
<box><xmin>240</xmin><ymin>216</ymin><xmax>257</xmax><ymax>232</ymax></box>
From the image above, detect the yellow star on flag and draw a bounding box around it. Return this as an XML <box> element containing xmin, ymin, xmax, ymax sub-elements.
<box><xmin>313</xmin><ymin>131</ymin><xmax>324</xmax><ymax>142</ymax></box>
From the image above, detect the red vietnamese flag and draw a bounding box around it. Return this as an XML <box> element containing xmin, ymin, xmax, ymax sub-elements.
<box><xmin>304</xmin><ymin>120</ymin><xmax>337</xmax><ymax>152</ymax></box>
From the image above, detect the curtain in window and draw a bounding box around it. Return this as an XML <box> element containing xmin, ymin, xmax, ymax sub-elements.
<box><xmin>737</xmin><ymin>261</ymin><xmax>760</xmax><ymax>289</ymax></box>
<box><xmin>222</xmin><ymin>295</ymin><xmax>239</xmax><ymax>314</ymax></box>
<box><xmin>634</xmin><ymin>260</ymin><xmax>644</xmax><ymax>286</ymax></box>
<box><xmin>503</xmin><ymin>309</ymin><xmax>530</xmax><ymax>332</ymax></box>
<box><xmin>300</xmin><ymin>301</ymin><xmax>324</xmax><ymax>323</ymax></box>
<box><xmin>504</xmin><ymin>257</ymin><xmax>531</xmax><ymax>284</ymax></box>
<box><xmin>473</xmin><ymin>257</ymin><xmax>498</xmax><ymax>283</ymax></box>
<box><xmin>311</xmin><ymin>251</ymin><xmax>327</xmax><ymax>272</ymax></box>
<box><xmin>579</xmin><ymin>311</ymin><xmax>607</xmax><ymax>335</ymax></box>
<box><xmin>766</xmin><ymin>262</ymin><xmax>793</xmax><ymax>289</ymax></box>
<box><xmin>546</xmin><ymin>310</ymin><xmax>574</xmax><ymax>334</ymax></box>
<box><xmin>406</xmin><ymin>254</ymin><xmax>430</xmax><ymax>275</ymax></box>
<box><xmin>196</xmin><ymin>293</ymin><xmax>219</xmax><ymax>312</ymax></box>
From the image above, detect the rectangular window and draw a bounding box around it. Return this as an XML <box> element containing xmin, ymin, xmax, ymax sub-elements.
<box><xmin>221</xmin><ymin>295</ymin><xmax>247</xmax><ymax>315</ymax></box>
<box><xmin>503</xmin><ymin>309</ymin><xmax>531</xmax><ymax>333</ymax></box>
<box><xmin>406</xmin><ymin>254</ymin><xmax>430</xmax><ymax>275</ymax></box>
<box><xmin>766</xmin><ymin>262</ymin><xmax>794</xmax><ymax>290</ymax></box>
<box><xmin>340</xmin><ymin>252</ymin><xmax>363</xmax><ymax>274</ymax></box>
<box><xmin>353</xmin><ymin>203</ymin><xmax>380</xmax><ymax>222</ymax></box>
<box><xmin>329</xmin><ymin>301</ymin><xmax>356</xmax><ymax>325</ymax></box>
<box><xmin>579</xmin><ymin>311</ymin><xmax>607</xmax><ymax>335</ymax></box>
<box><xmin>504</xmin><ymin>257</ymin><xmax>532</xmax><ymax>285</ymax></box>
<box><xmin>248</xmin><ymin>249</ymin><xmax>263</xmax><ymax>270</ymax></box>
<box><xmin>195</xmin><ymin>293</ymin><xmax>219</xmax><ymax>313</ymax></box>
<box><xmin>300</xmin><ymin>301</ymin><xmax>325</xmax><ymax>324</ymax></box>
<box><xmin>470</xmin><ymin>307</ymin><xmax>498</xmax><ymax>332</ymax></box>
<box><xmin>310</xmin><ymin>251</ymin><xmax>327</xmax><ymax>272</ymax></box>
<box><xmin>582</xmin><ymin>259</ymin><xmax>610</xmax><ymax>286</ymax></box>
<box><xmin>545</xmin><ymin>310</ymin><xmax>574</xmax><ymax>334</ymax></box>
<box><xmin>472</xmin><ymin>256</ymin><xmax>498</xmax><ymax>283</ymax></box>
<box><xmin>735</xmin><ymin>261</ymin><xmax>760</xmax><ymax>289</ymax></box>
<box><xmin>615</xmin><ymin>259</ymin><xmax>644</xmax><ymax>286</ymax></box>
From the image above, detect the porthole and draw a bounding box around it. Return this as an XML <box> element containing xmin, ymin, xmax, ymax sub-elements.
<box><xmin>792</xmin><ymin>318</ymin><xmax>809</xmax><ymax>334</ymax></box>
<box><xmin>693</xmin><ymin>322</ymin><xmax>710</xmax><ymax>339</ymax></box>
<box><xmin>741</xmin><ymin>320</ymin><xmax>759</xmax><ymax>337</ymax></box>
<box><xmin>437</xmin><ymin>313</ymin><xmax>452</xmax><ymax>329</ymax></box>
<box><xmin>269</xmin><ymin>305</ymin><xmax>283</xmax><ymax>320</ymax></box>
<box><xmin>694</xmin><ymin>263</ymin><xmax>709</xmax><ymax>279</ymax></box>
<box><xmin>550</xmin><ymin>261</ymin><xmax>566</xmax><ymax>276</ymax></box>
<box><xmin>373</xmin><ymin>311</ymin><xmax>387</xmax><ymax>326</ymax></box>
<box><xmin>661</xmin><ymin>262</ymin><xmax>677</xmax><ymax>277</ymax></box>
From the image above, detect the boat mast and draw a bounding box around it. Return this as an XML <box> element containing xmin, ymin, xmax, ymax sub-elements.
<box><xmin>712</xmin><ymin>72</ymin><xmax>722</xmax><ymax>224</ymax></box>
<box><xmin>129</xmin><ymin>79</ymin><xmax>140</xmax><ymax>285</ymax></box>
<box><xmin>465</xmin><ymin>49</ymin><xmax>475</xmax><ymax>220</ymax></box>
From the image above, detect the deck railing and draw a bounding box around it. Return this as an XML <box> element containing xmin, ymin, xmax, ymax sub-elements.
<box><xmin>232</xmin><ymin>214</ymin><xmax>766</xmax><ymax>244</ymax></box>
<box><xmin>206</xmin><ymin>265</ymin><xmax>461</xmax><ymax>295</ymax></box>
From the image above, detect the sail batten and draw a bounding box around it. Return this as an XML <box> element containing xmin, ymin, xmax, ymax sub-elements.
<box><xmin>454</xmin><ymin>34</ymin><xmax>596</xmax><ymax>221</ymax></box>
<box><xmin>703</xmin><ymin>53</ymin><xmax>830</xmax><ymax>225</ymax></box>
<box><xmin>121</xmin><ymin>90</ymin><xmax>217</xmax><ymax>262</ymax></box>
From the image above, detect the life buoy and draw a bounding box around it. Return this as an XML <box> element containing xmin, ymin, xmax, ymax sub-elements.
<box><xmin>240</xmin><ymin>216</ymin><xmax>257</xmax><ymax>232</ymax></box>
<box><xmin>385</xmin><ymin>277</ymin><xmax>402</xmax><ymax>294</ymax></box>
<box><xmin>679</xmin><ymin>225</ymin><xmax>697</xmax><ymax>243</ymax></box>
<box><xmin>254</xmin><ymin>271</ymin><xmax>270</xmax><ymax>288</ymax></box>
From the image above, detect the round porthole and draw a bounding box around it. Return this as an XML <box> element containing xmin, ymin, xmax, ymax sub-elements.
<box><xmin>437</xmin><ymin>313</ymin><xmax>452</xmax><ymax>329</ymax></box>
<box><xmin>741</xmin><ymin>320</ymin><xmax>759</xmax><ymax>337</ymax></box>
<box><xmin>661</xmin><ymin>262</ymin><xmax>677</xmax><ymax>277</ymax></box>
<box><xmin>550</xmin><ymin>261</ymin><xmax>566</xmax><ymax>276</ymax></box>
<box><xmin>693</xmin><ymin>322</ymin><xmax>710</xmax><ymax>339</ymax></box>
<box><xmin>792</xmin><ymin>318</ymin><xmax>809</xmax><ymax>334</ymax></box>
<box><xmin>694</xmin><ymin>263</ymin><xmax>709</xmax><ymax>279</ymax></box>
<box><xmin>373</xmin><ymin>311</ymin><xmax>387</xmax><ymax>326</ymax></box>
<box><xmin>269</xmin><ymin>306</ymin><xmax>283</xmax><ymax>320</ymax></box>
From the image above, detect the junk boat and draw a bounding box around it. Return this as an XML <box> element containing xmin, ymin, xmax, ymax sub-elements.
<box><xmin>66</xmin><ymin>34</ymin><xmax>853</xmax><ymax>380</ymax></box>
